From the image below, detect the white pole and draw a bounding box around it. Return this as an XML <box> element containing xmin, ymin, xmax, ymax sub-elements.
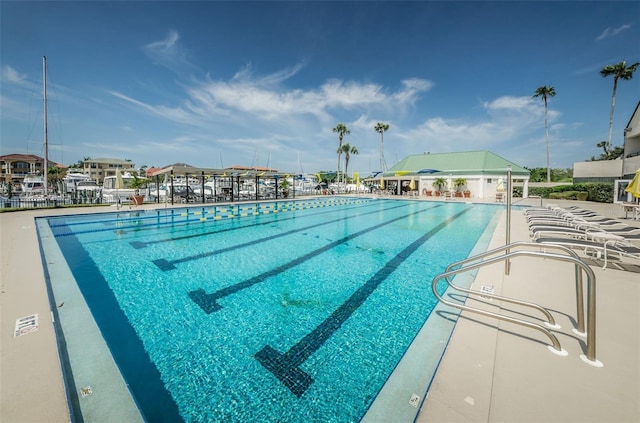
<box><xmin>505</xmin><ymin>165</ymin><xmax>512</xmax><ymax>275</ymax></box>
<box><xmin>43</xmin><ymin>56</ymin><xmax>49</xmax><ymax>197</ymax></box>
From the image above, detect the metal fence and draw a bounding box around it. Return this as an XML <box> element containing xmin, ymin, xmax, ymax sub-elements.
<box><xmin>0</xmin><ymin>196</ymin><xmax>101</xmax><ymax>210</ymax></box>
<box><xmin>0</xmin><ymin>188</ymin><xmax>332</xmax><ymax>210</ymax></box>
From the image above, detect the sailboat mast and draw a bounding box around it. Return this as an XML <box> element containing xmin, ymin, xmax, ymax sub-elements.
<box><xmin>43</xmin><ymin>55</ymin><xmax>49</xmax><ymax>195</ymax></box>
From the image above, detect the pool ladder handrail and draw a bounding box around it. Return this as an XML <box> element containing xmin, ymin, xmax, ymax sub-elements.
<box><xmin>432</xmin><ymin>241</ymin><xmax>600</xmax><ymax>366</ymax></box>
<box><xmin>444</xmin><ymin>242</ymin><xmax>587</xmax><ymax>333</ymax></box>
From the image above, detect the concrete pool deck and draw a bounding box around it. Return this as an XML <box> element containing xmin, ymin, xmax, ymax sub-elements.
<box><xmin>1</xmin><ymin>198</ymin><xmax>638</xmax><ymax>422</ymax></box>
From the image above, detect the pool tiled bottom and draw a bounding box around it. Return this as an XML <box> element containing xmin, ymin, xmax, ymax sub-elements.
<box><xmin>40</xmin><ymin>200</ymin><xmax>501</xmax><ymax>421</ymax></box>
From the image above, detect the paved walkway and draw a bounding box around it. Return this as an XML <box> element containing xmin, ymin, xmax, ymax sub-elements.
<box><xmin>1</xmin><ymin>199</ymin><xmax>638</xmax><ymax>422</ymax></box>
<box><xmin>417</xmin><ymin>199</ymin><xmax>640</xmax><ymax>422</ymax></box>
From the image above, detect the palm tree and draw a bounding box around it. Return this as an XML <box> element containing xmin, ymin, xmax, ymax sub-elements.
<box><xmin>374</xmin><ymin>122</ymin><xmax>390</xmax><ymax>172</ymax></box>
<box><xmin>433</xmin><ymin>177</ymin><xmax>447</xmax><ymax>193</ymax></box>
<box><xmin>532</xmin><ymin>86</ymin><xmax>556</xmax><ymax>183</ymax></box>
<box><xmin>340</xmin><ymin>143</ymin><xmax>359</xmax><ymax>181</ymax></box>
<box><xmin>600</xmin><ymin>60</ymin><xmax>639</xmax><ymax>150</ymax></box>
<box><xmin>333</xmin><ymin>123</ymin><xmax>350</xmax><ymax>184</ymax></box>
<box><xmin>47</xmin><ymin>165</ymin><xmax>64</xmax><ymax>192</ymax></box>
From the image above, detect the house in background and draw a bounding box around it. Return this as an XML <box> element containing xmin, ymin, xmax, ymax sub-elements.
<box><xmin>82</xmin><ymin>158</ymin><xmax>136</xmax><ymax>184</ymax></box>
<box><xmin>0</xmin><ymin>153</ymin><xmax>64</xmax><ymax>184</ymax></box>
<box><xmin>374</xmin><ymin>150</ymin><xmax>530</xmax><ymax>201</ymax></box>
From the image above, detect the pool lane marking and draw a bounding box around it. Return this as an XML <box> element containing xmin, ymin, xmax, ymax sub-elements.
<box><xmin>254</xmin><ymin>207</ymin><xmax>472</xmax><ymax>398</ymax></box>
<box><xmin>153</xmin><ymin>202</ymin><xmax>415</xmax><ymax>271</ymax></box>
<box><xmin>129</xmin><ymin>200</ymin><xmax>376</xmax><ymax>249</ymax></box>
<box><xmin>187</xmin><ymin>204</ymin><xmax>444</xmax><ymax>313</ymax></box>
<box><xmin>51</xmin><ymin>198</ymin><xmax>368</xmax><ymax>237</ymax></box>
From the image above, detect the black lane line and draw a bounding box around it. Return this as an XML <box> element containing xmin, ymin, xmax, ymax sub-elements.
<box><xmin>51</xmin><ymin>224</ymin><xmax>182</xmax><ymax>422</ymax></box>
<box><xmin>130</xmin><ymin>200</ymin><xmax>375</xmax><ymax>249</ymax></box>
<box><xmin>153</xmin><ymin>202</ymin><xmax>413</xmax><ymax>271</ymax></box>
<box><xmin>254</xmin><ymin>207</ymin><xmax>471</xmax><ymax>397</ymax></box>
<box><xmin>188</xmin><ymin>204</ymin><xmax>443</xmax><ymax>313</ymax></box>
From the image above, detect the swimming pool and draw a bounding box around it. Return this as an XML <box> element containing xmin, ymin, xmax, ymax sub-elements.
<box><xmin>38</xmin><ymin>198</ymin><xmax>501</xmax><ymax>422</ymax></box>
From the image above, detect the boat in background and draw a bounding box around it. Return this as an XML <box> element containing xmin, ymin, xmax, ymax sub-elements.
<box><xmin>21</xmin><ymin>173</ymin><xmax>47</xmax><ymax>196</ymax></box>
<box><xmin>101</xmin><ymin>172</ymin><xmax>137</xmax><ymax>203</ymax></box>
<box><xmin>63</xmin><ymin>172</ymin><xmax>91</xmax><ymax>193</ymax></box>
<box><xmin>75</xmin><ymin>180</ymin><xmax>101</xmax><ymax>196</ymax></box>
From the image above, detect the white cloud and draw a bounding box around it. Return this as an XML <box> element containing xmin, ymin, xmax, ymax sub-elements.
<box><xmin>484</xmin><ymin>96</ymin><xmax>534</xmax><ymax>112</ymax></box>
<box><xmin>1</xmin><ymin>65</ymin><xmax>28</xmax><ymax>85</ymax></box>
<box><xmin>392</xmin><ymin>78</ymin><xmax>434</xmax><ymax>105</ymax></box>
<box><xmin>103</xmin><ymin>65</ymin><xmax>579</xmax><ymax>170</ymax></box>
<box><xmin>388</xmin><ymin>94</ymin><xmax>565</xmax><ymax>165</ymax></box>
<box><xmin>147</xmin><ymin>29</ymin><xmax>179</xmax><ymax>50</ymax></box>
<box><xmin>109</xmin><ymin>90</ymin><xmax>198</xmax><ymax>124</ymax></box>
<box><xmin>143</xmin><ymin>30</ymin><xmax>198</xmax><ymax>74</ymax></box>
<box><xmin>596</xmin><ymin>24</ymin><xmax>632</xmax><ymax>41</ymax></box>
<box><xmin>112</xmin><ymin>65</ymin><xmax>433</xmax><ymax>131</ymax></box>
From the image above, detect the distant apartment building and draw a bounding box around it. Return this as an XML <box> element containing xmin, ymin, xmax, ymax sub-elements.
<box><xmin>622</xmin><ymin>101</ymin><xmax>640</xmax><ymax>179</ymax></box>
<box><xmin>573</xmin><ymin>101</ymin><xmax>640</xmax><ymax>182</ymax></box>
<box><xmin>82</xmin><ymin>158</ymin><xmax>136</xmax><ymax>184</ymax></box>
<box><xmin>0</xmin><ymin>153</ymin><xmax>63</xmax><ymax>183</ymax></box>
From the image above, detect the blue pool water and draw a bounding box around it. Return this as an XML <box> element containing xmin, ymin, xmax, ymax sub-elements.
<box><xmin>44</xmin><ymin>198</ymin><xmax>500</xmax><ymax>422</ymax></box>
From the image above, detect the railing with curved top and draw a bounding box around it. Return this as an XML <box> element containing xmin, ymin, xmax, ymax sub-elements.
<box><xmin>514</xmin><ymin>195</ymin><xmax>543</xmax><ymax>207</ymax></box>
<box><xmin>431</xmin><ymin>242</ymin><xmax>600</xmax><ymax>366</ymax></box>
<box><xmin>444</xmin><ymin>242</ymin><xmax>587</xmax><ymax>334</ymax></box>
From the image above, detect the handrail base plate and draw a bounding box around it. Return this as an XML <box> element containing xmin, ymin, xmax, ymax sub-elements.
<box><xmin>580</xmin><ymin>355</ymin><xmax>603</xmax><ymax>368</ymax></box>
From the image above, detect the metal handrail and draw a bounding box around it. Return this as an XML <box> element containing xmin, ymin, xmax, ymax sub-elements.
<box><xmin>513</xmin><ymin>195</ymin><xmax>543</xmax><ymax>207</ymax></box>
<box><xmin>444</xmin><ymin>242</ymin><xmax>586</xmax><ymax>334</ymax></box>
<box><xmin>431</xmin><ymin>243</ymin><xmax>599</xmax><ymax>365</ymax></box>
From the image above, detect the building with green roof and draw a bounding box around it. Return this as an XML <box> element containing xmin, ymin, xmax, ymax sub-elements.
<box><xmin>372</xmin><ymin>150</ymin><xmax>530</xmax><ymax>200</ymax></box>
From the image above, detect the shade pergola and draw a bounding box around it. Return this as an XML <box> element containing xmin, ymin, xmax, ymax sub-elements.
<box><xmin>147</xmin><ymin>165</ymin><xmax>297</xmax><ymax>204</ymax></box>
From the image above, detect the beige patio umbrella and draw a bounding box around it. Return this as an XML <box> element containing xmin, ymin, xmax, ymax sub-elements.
<box><xmin>625</xmin><ymin>168</ymin><xmax>640</xmax><ymax>199</ymax></box>
<box><xmin>409</xmin><ymin>177</ymin><xmax>416</xmax><ymax>191</ymax></box>
<box><xmin>496</xmin><ymin>177</ymin><xmax>505</xmax><ymax>192</ymax></box>
<box><xmin>115</xmin><ymin>167</ymin><xmax>124</xmax><ymax>190</ymax></box>
<box><xmin>379</xmin><ymin>175</ymin><xmax>385</xmax><ymax>190</ymax></box>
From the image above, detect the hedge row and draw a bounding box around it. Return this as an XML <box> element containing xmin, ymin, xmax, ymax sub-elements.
<box><xmin>513</xmin><ymin>183</ymin><xmax>614</xmax><ymax>203</ymax></box>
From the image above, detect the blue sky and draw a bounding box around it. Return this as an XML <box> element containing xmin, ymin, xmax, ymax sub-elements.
<box><xmin>1</xmin><ymin>1</ymin><xmax>639</xmax><ymax>175</ymax></box>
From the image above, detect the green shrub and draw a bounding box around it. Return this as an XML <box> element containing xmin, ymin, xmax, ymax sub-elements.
<box><xmin>576</xmin><ymin>192</ymin><xmax>588</xmax><ymax>201</ymax></box>
<box><xmin>525</xmin><ymin>183</ymin><xmax>612</xmax><ymax>203</ymax></box>
<box><xmin>549</xmin><ymin>191</ymin><xmax>579</xmax><ymax>200</ymax></box>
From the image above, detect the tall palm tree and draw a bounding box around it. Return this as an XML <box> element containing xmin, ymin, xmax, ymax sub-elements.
<box><xmin>340</xmin><ymin>143</ymin><xmax>359</xmax><ymax>181</ymax></box>
<box><xmin>532</xmin><ymin>86</ymin><xmax>556</xmax><ymax>183</ymax></box>
<box><xmin>333</xmin><ymin>123</ymin><xmax>350</xmax><ymax>184</ymax></box>
<box><xmin>374</xmin><ymin>122</ymin><xmax>390</xmax><ymax>172</ymax></box>
<box><xmin>600</xmin><ymin>60</ymin><xmax>639</xmax><ymax>150</ymax></box>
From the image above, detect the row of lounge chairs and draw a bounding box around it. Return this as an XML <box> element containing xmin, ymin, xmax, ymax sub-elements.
<box><xmin>525</xmin><ymin>206</ymin><xmax>640</xmax><ymax>269</ymax></box>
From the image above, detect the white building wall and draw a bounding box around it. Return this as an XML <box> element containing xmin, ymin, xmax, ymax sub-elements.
<box><xmin>623</xmin><ymin>106</ymin><xmax>640</xmax><ymax>176</ymax></box>
<box><xmin>418</xmin><ymin>174</ymin><xmax>528</xmax><ymax>201</ymax></box>
<box><xmin>573</xmin><ymin>160</ymin><xmax>622</xmax><ymax>178</ymax></box>
<box><xmin>624</xmin><ymin>155</ymin><xmax>640</xmax><ymax>176</ymax></box>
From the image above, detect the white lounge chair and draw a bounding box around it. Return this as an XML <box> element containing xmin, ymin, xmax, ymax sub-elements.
<box><xmin>534</xmin><ymin>236</ymin><xmax>640</xmax><ymax>269</ymax></box>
